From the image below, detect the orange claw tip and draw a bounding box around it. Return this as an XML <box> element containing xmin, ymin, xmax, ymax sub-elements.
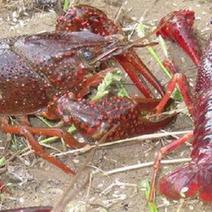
<box><xmin>159</xmin><ymin>164</ymin><xmax>198</xmax><ymax>200</ymax></box>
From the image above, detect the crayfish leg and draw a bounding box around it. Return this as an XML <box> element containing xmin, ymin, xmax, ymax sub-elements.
<box><xmin>40</xmin><ymin>108</ymin><xmax>85</xmax><ymax>148</ymax></box>
<box><xmin>156</xmin><ymin>73</ymin><xmax>193</xmax><ymax>115</ymax></box>
<box><xmin>116</xmin><ymin>52</ymin><xmax>165</xmax><ymax>97</ymax></box>
<box><xmin>115</xmin><ymin>54</ymin><xmax>158</xmax><ymax>98</ymax></box>
<box><xmin>0</xmin><ymin>116</ymin><xmax>76</xmax><ymax>175</ymax></box>
<box><xmin>149</xmin><ymin>132</ymin><xmax>193</xmax><ymax>202</ymax></box>
<box><xmin>23</xmin><ymin>126</ymin><xmax>84</xmax><ymax>149</ymax></box>
<box><xmin>77</xmin><ymin>68</ymin><xmax>115</xmax><ymax>99</ymax></box>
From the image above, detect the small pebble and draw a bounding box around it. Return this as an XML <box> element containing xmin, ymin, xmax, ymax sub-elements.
<box><xmin>73</xmin><ymin>159</ymin><xmax>79</xmax><ymax>163</ymax></box>
<box><xmin>97</xmin><ymin>183</ymin><xmax>104</xmax><ymax>188</ymax></box>
<box><xmin>33</xmin><ymin>0</ymin><xmax>58</xmax><ymax>9</ymax></box>
<box><xmin>189</xmin><ymin>205</ymin><xmax>194</xmax><ymax>210</ymax></box>
<box><xmin>8</xmin><ymin>165</ymin><xmax>33</xmax><ymax>184</ymax></box>
<box><xmin>19</xmin><ymin>197</ymin><xmax>25</xmax><ymax>204</ymax></box>
<box><xmin>114</xmin><ymin>190</ymin><xmax>120</xmax><ymax>195</ymax></box>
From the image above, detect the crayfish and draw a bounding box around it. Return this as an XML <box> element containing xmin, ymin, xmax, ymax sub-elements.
<box><xmin>0</xmin><ymin>5</ymin><xmax>175</xmax><ymax>177</ymax></box>
<box><xmin>148</xmin><ymin>9</ymin><xmax>212</xmax><ymax>202</ymax></box>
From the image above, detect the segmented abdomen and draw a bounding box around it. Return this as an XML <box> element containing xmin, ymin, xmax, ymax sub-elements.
<box><xmin>191</xmin><ymin>89</ymin><xmax>212</xmax><ymax>160</ymax></box>
<box><xmin>195</xmin><ymin>38</ymin><xmax>212</xmax><ymax>92</ymax></box>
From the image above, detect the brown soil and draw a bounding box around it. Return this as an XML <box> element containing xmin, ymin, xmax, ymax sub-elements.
<box><xmin>0</xmin><ymin>0</ymin><xmax>211</xmax><ymax>211</ymax></box>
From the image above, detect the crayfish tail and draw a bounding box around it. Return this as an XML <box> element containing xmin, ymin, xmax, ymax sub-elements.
<box><xmin>159</xmin><ymin>161</ymin><xmax>212</xmax><ymax>201</ymax></box>
<box><xmin>196</xmin><ymin>162</ymin><xmax>212</xmax><ymax>201</ymax></box>
<box><xmin>159</xmin><ymin>163</ymin><xmax>198</xmax><ymax>200</ymax></box>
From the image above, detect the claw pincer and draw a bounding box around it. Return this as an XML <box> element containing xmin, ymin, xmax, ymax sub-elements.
<box><xmin>55</xmin><ymin>95</ymin><xmax>175</xmax><ymax>142</ymax></box>
<box><xmin>157</xmin><ymin>9</ymin><xmax>201</xmax><ymax>66</ymax></box>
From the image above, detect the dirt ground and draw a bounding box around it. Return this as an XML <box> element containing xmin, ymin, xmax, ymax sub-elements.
<box><xmin>0</xmin><ymin>0</ymin><xmax>211</xmax><ymax>211</ymax></box>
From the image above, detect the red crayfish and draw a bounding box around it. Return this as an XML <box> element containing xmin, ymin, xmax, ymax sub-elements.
<box><xmin>0</xmin><ymin>30</ymin><xmax>126</xmax><ymax>175</ymax></box>
<box><xmin>148</xmin><ymin>9</ymin><xmax>212</xmax><ymax>202</ymax></box>
<box><xmin>0</xmin><ymin>5</ymin><xmax>175</xmax><ymax>177</ymax></box>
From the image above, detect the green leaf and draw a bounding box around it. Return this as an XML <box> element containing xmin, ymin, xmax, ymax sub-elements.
<box><xmin>63</xmin><ymin>0</ymin><xmax>70</xmax><ymax>11</ymax></box>
<box><xmin>67</xmin><ymin>125</ymin><xmax>77</xmax><ymax>134</ymax></box>
<box><xmin>158</xmin><ymin>35</ymin><xmax>169</xmax><ymax>58</ymax></box>
<box><xmin>117</xmin><ymin>84</ymin><xmax>129</xmax><ymax>97</ymax></box>
<box><xmin>136</xmin><ymin>23</ymin><xmax>182</xmax><ymax>101</ymax></box>
<box><xmin>92</xmin><ymin>70</ymin><xmax>128</xmax><ymax>100</ymax></box>
<box><xmin>0</xmin><ymin>157</ymin><xmax>6</xmax><ymax>167</ymax></box>
<box><xmin>39</xmin><ymin>136</ymin><xmax>58</xmax><ymax>144</ymax></box>
<box><xmin>136</xmin><ymin>23</ymin><xmax>149</xmax><ymax>38</ymax></box>
<box><xmin>146</xmin><ymin>46</ymin><xmax>172</xmax><ymax>79</ymax></box>
<box><xmin>139</xmin><ymin>179</ymin><xmax>158</xmax><ymax>212</ymax></box>
<box><xmin>37</xmin><ymin>116</ymin><xmax>53</xmax><ymax>127</ymax></box>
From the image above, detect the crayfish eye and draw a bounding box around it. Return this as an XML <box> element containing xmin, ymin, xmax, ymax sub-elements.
<box><xmin>81</xmin><ymin>49</ymin><xmax>94</xmax><ymax>61</ymax></box>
